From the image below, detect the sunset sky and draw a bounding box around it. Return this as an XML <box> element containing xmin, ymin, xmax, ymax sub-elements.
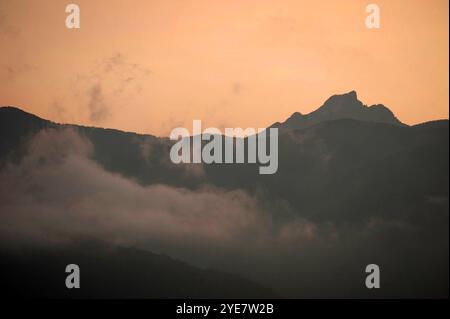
<box><xmin>1</xmin><ymin>0</ymin><xmax>448</xmax><ymax>136</ymax></box>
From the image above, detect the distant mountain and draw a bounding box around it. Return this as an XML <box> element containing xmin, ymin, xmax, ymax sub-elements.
<box><xmin>270</xmin><ymin>91</ymin><xmax>405</xmax><ymax>134</ymax></box>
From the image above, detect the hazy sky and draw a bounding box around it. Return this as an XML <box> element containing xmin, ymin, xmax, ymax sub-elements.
<box><xmin>1</xmin><ymin>0</ymin><xmax>448</xmax><ymax>136</ymax></box>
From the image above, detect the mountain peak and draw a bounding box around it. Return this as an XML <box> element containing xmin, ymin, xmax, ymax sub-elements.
<box><xmin>270</xmin><ymin>91</ymin><xmax>405</xmax><ymax>133</ymax></box>
<box><xmin>325</xmin><ymin>90</ymin><xmax>358</xmax><ymax>103</ymax></box>
<box><xmin>347</xmin><ymin>90</ymin><xmax>357</xmax><ymax>99</ymax></box>
<box><xmin>318</xmin><ymin>90</ymin><xmax>363</xmax><ymax>114</ymax></box>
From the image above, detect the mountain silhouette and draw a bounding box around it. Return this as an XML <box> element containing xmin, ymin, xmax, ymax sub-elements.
<box><xmin>0</xmin><ymin>92</ymin><xmax>448</xmax><ymax>298</ymax></box>
<box><xmin>270</xmin><ymin>91</ymin><xmax>404</xmax><ymax>134</ymax></box>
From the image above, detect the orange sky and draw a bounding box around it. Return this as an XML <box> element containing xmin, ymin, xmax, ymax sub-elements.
<box><xmin>0</xmin><ymin>0</ymin><xmax>448</xmax><ymax>136</ymax></box>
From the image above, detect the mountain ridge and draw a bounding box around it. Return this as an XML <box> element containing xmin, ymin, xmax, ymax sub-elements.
<box><xmin>2</xmin><ymin>90</ymin><xmax>447</xmax><ymax>138</ymax></box>
<box><xmin>0</xmin><ymin>97</ymin><xmax>448</xmax><ymax>298</ymax></box>
<box><xmin>270</xmin><ymin>90</ymin><xmax>406</xmax><ymax>134</ymax></box>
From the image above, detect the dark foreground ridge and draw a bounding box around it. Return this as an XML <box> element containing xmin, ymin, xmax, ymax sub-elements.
<box><xmin>0</xmin><ymin>241</ymin><xmax>276</xmax><ymax>298</ymax></box>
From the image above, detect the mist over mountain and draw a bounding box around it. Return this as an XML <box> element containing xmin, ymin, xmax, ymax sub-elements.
<box><xmin>0</xmin><ymin>92</ymin><xmax>448</xmax><ymax>298</ymax></box>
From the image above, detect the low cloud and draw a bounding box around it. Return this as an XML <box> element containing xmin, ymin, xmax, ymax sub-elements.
<box><xmin>0</xmin><ymin>128</ymin><xmax>446</xmax><ymax>297</ymax></box>
<box><xmin>0</xmin><ymin>128</ymin><xmax>313</xmax><ymax>254</ymax></box>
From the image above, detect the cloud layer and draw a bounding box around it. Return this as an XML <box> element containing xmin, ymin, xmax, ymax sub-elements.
<box><xmin>0</xmin><ymin>128</ymin><xmax>314</xmax><ymax>254</ymax></box>
<box><xmin>0</xmin><ymin>128</ymin><xmax>447</xmax><ymax>297</ymax></box>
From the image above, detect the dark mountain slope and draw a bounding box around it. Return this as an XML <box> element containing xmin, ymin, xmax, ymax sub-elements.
<box><xmin>0</xmin><ymin>106</ymin><xmax>55</xmax><ymax>165</ymax></box>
